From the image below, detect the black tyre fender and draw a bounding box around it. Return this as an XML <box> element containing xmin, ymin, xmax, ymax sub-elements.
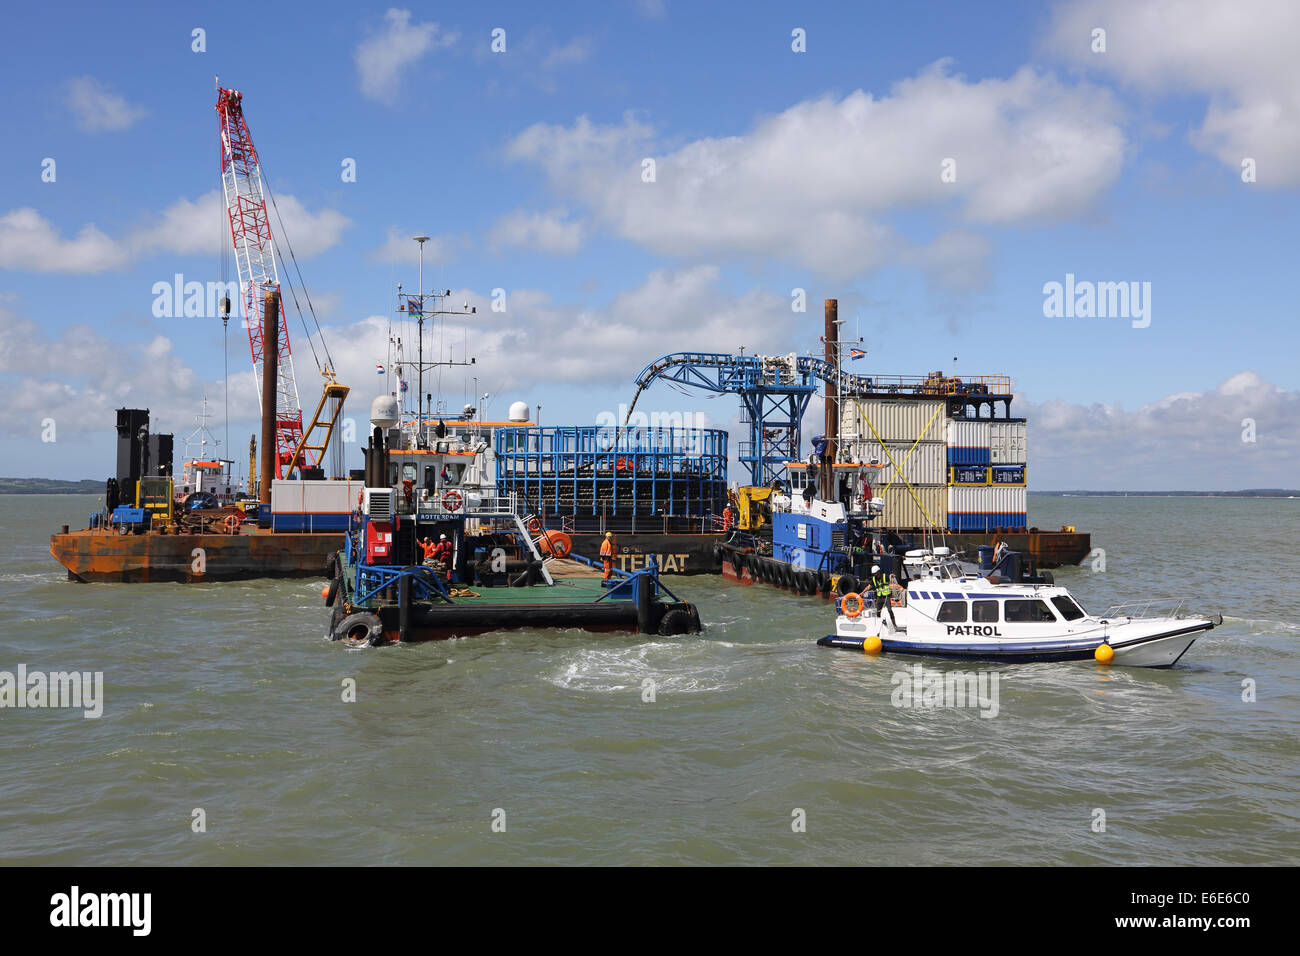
<box><xmin>333</xmin><ymin>611</ymin><xmax>383</xmax><ymax>647</ymax></box>
<box><xmin>731</xmin><ymin>551</ymin><xmax>746</xmax><ymax>575</ymax></box>
<box><xmin>658</xmin><ymin>608</ymin><xmax>693</xmax><ymax>636</ymax></box>
<box><xmin>801</xmin><ymin>571</ymin><xmax>816</xmax><ymax>595</ymax></box>
<box><xmin>836</xmin><ymin>574</ymin><xmax>859</xmax><ymax>596</ymax></box>
<box><xmin>817</xmin><ymin>571</ymin><xmax>831</xmax><ymax>594</ymax></box>
<box><xmin>324</xmin><ymin>577</ymin><xmax>340</xmax><ymax>607</ymax></box>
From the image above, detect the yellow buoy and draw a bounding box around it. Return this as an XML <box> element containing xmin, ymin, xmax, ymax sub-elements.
<box><xmin>1094</xmin><ymin>643</ymin><xmax>1114</xmax><ymax>664</ymax></box>
<box><xmin>863</xmin><ymin>635</ymin><xmax>883</xmax><ymax>654</ymax></box>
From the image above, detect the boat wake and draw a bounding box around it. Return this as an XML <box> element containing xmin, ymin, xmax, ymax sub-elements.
<box><xmin>548</xmin><ymin>642</ymin><xmax>740</xmax><ymax>695</ymax></box>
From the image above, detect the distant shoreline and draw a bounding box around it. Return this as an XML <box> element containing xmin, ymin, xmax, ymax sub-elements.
<box><xmin>3</xmin><ymin>476</ymin><xmax>1297</xmax><ymax>498</ymax></box>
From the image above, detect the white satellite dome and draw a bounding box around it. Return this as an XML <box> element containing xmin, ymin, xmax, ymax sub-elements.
<box><xmin>370</xmin><ymin>395</ymin><xmax>400</xmax><ymax>428</ymax></box>
<box><xmin>507</xmin><ymin>401</ymin><xmax>529</xmax><ymax>423</ymax></box>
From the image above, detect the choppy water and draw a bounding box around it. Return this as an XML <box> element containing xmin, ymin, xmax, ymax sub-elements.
<box><xmin>1</xmin><ymin>494</ymin><xmax>1296</xmax><ymax>865</ymax></box>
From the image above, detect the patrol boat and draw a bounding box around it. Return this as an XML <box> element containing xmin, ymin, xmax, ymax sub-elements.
<box><xmin>817</xmin><ymin>547</ymin><xmax>1220</xmax><ymax>667</ymax></box>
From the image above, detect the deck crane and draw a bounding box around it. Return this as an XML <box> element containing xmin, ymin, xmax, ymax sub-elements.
<box><xmin>215</xmin><ymin>85</ymin><xmax>348</xmax><ymax>481</ymax></box>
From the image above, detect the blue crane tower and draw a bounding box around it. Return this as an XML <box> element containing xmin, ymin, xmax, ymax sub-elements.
<box><xmin>628</xmin><ymin>352</ymin><xmax>882</xmax><ymax>486</ymax></box>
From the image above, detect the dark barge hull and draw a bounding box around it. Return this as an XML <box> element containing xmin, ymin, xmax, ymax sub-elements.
<box><xmin>371</xmin><ymin>600</ymin><xmax>641</xmax><ymax>642</ymax></box>
<box><xmin>566</xmin><ymin>532</ymin><xmax>724</xmax><ymax>575</ymax></box>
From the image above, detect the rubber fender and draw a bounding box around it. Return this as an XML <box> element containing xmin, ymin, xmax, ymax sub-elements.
<box><xmin>836</xmin><ymin>574</ymin><xmax>859</xmax><ymax>596</ymax></box>
<box><xmin>333</xmin><ymin>611</ymin><xmax>383</xmax><ymax>647</ymax></box>
<box><xmin>325</xmin><ymin>577</ymin><xmax>340</xmax><ymax>608</ymax></box>
<box><xmin>658</xmin><ymin>608</ymin><xmax>693</xmax><ymax>636</ymax></box>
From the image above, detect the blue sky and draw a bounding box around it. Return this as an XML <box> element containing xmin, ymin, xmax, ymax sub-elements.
<box><xmin>1</xmin><ymin>0</ymin><xmax>1297</xmax><ymax>488</ymax></box>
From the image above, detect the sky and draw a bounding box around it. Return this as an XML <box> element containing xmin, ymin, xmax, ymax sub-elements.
<box><xmin>1</xmin><ymin>0</ymin><xmax>1297</xmax><ymax>490</ymax></box>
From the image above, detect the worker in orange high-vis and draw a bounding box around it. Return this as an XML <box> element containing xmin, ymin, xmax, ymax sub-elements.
<box><xmin>599</xmin><ymin>531</ymin><xmax>616</xmax><ymax>582</ymax></box>
<box><xmin>722</xmin><ymin>503</ymin><xmax>734</xmax><ymax>531</ymax></box>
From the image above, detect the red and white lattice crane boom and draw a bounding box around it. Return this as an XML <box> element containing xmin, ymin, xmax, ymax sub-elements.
<box><xmin>216</xmin><ymin>86</ymin><xmax>303</xmax><ymax>477</ymax></box>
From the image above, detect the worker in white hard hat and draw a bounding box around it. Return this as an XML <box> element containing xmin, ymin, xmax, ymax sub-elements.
<box><xmin>870</xmin><ymin>563</ymin><xmax>897</xmax><ymax>629</ymax></box>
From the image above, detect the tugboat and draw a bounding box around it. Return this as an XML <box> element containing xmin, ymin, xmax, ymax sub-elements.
<box><xmin>817</xmin><ymin>546</ymin><xmax>1220</xmax><ymax>667</ymax></box>
<box><xmin>322</xmin><ymin>396</ymin><xmax>702</xmax><ymax>646</ymax></box>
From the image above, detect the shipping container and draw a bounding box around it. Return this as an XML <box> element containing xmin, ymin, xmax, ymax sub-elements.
<box><xmin>949</xmin><ymin>464</ymin><xmax>990</xmax><ymax>486</ymax></box>
<box><xmin>840</xmin><ymin>399</ymin><xmax>946</xmax><ymax>444</ymax></box>
<box><xmin>945</xmin><ymin>418</ymin><xmax>991</xmax><ymax>448</ymax></box>
<box><xmin>989</xmin><ymin>421</ymin><xmax>1027</xmax><ymax>464</ymax></box>
<box><xmin>990</xmin><ymin>464</ymin><xmax>1026</xmax><ymax>486</ymax></box>
<box><xmin>270</xmin><ymin>478</ymin><xmax>365</xmax><ymax>531</ymax></box>
<box><xmin>945</xmin><ymin>485</ymin><xmax>1027</xmax><ymax>531</ymax></box>
<box><xmin>877</xmin><ymin>484</ymin><xmax>947</xmax><ymax>530</ymax></box>
<box><xmin>841</xmin><ymin>440</ymin><xmax>946</xmax><ymax>486</ymax></box>
<box><xmin>988</xmin><ymin>485</ymin><xmax>1027</xmax><ymax>515</ymax></box>
<box><xmin>947</xmin><ymin>446</ymin><xmax>992</xmax><ymax>466</ymax></box>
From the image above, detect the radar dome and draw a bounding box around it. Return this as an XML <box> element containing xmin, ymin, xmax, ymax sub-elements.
<box><xmin>507</xmin><ymin>401</ymin><xmax>529</xmax><ymax>422</ymax></box>
<box><xmin>370</xmin><ymin>395</ymin><xmax>400</xmax><ymax>429</ymax></box>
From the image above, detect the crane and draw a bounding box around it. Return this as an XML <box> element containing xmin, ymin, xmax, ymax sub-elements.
<box><xmin>216</xmin><ymin>86</ymin><xmax>347</xmax><ymax>480</ymax></box>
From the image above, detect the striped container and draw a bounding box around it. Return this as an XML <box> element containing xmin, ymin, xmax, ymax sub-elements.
<box><xmin>840</xmin><ymin>399</ymin><xmax>946</xmax><ymax>444</ymax></box>
<box><xmin>946</xmin><ymin>418</ymin><xmax>991</xmax><ymax>465</ymax></box>
<box><xmin>946</xmin><ymin>485</ymin><xmax>1028</xmax><ymax>532</ymax></box>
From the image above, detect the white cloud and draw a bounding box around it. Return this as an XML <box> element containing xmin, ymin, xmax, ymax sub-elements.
<box><xmin>488</xmin><ymin>209</ymin><xmax>585</xmax><ymax>255</ymax></box>
<box><xmin>65</xmin><ymin>76</ymin><xmax>147</xmax><ymax>132</ymax></box>
<box><xmin>320</xmin><ymin>266</ymin><xmax>794</xmax><ymax>402</ymax></box>
<box><xmin>1045</xmin><ymin>0</ymin><xmax>1300</xmax><ymax>185</ymax></box>
<box><xmin>1023</xmin><ymin>372</ymin><xmax>1300</xmax><ymax>489</ymax></box>
<box><xmin>355</xmin><ymin>8</ymin><xmax>458</xmax><ymax>103</ymax></box>
<box><xmin>636</xmin><ymin>0</ymin><xmax>667</xmax><ymax>19</ymax></box>
<box><xmin>0</xmin><ymin>305</ymin><xmax>249</xmax><ymax>438</ymax></box>
<box><xmin>0</xmin><ymin>208</ymin><xmax>129</xmax><ymax>273</ymax></box>
<box><xmin>0</xmin><ymin>192</ymin><xmax>349</xmax><ymax>274</ymax></box>
<box><xmin>542</xmin><ymin>36</ymin><xmax>594</xmax><ymax>71</ymax></box>
<box><xmin>366</xmin><ymin>227</ymin><xmax>466</xmax><ymax>266</ymax></box>
<box><xmin>506</xmin><ymin>62</ymin><xmax>1125</xmax><ymax>280</ymax></box>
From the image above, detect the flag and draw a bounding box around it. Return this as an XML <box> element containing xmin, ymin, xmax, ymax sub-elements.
<box><xmin>375</xmin><ymin>364</ymin><xmax>385</xmax><ymax>374</ymax></box>
<box><xmin>406</xmin><ymin>297</ymin><xmax>422</xmax><ymax>316</ymax></box>
<box><xmin>849</xmin><ymin>348</ymin><xmax>865</xmax><ymax>361</ymax></box>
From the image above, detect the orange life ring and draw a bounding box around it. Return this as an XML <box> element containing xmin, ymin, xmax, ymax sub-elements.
<box><xmin>527</xmin><ymin>517</ymin><xmax>542</xmax><ymax>535</ymax></box>
<box><xmin>841</xmin><ymin>592</ymin><xmax>864</xmax><ymax>618</ymax></box>
<box><xmin>223</xmin><ymin>514</ymin><xmax>241</xmax><ymax>534</ymax></box>
<box><xmin>441</xmin><ymin>490</ymin><xmax>463</xmax><ymax>513</ymax></box>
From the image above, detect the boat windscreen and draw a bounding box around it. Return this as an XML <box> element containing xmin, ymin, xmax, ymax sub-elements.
<box><xmin>1051</xmin><ymin>595</ymin><xmax>1086</xmax><ymax>621</ymax></box>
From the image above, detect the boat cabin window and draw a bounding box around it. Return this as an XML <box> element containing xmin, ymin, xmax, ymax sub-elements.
<box><xmin>401</xmin><ymin>462</ymin><xmax>417</xmax><ymax>483</ymax></box>
<box><xmin>936</xmin><ymin>601</ymin><xmax>968</xmax><ymax>623</ymax></box>
<box><xmin>424</xmin><ymin>465</ymin><xmax>437</xmax><ymax>490</ymax></box>
<box><xmin>972</xmin><ymin>600</ymin><xmax>999</xmax><ymax>623</ymax></box>
<box><xmin>1051</xmin><ymin>595</ymin><xmax>1086</xmax><ymax>621</ymax></box>
<box><xmin>440</xmin><ymin>462</ymin><xmax>466</xmax><ymax>485</ymax></box>
<box><xmin>1004</xmin><ymin>599</ymin><xmax>1058</xmax><ymax>623</ymax></box>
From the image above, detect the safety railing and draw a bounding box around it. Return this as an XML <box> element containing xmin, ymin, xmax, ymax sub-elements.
<box><xmin>1098</xmin><ymin>600</ymin><xmax>1189</xmax><ymax>621</ymax></box>
<box><xmin>353</xmin><ymin>563</ymin><xmax>451</xmax><ymax>606</ymax></box>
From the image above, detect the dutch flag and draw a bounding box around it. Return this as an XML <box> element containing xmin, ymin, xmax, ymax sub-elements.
<box><xmin>376</xmin><ymin>364</ymin><xmax>385</xmax><ymax>374</ymax></box>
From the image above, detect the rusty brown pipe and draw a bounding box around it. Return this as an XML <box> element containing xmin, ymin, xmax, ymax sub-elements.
<box><xmin>259</xmin><ymin>289</ymin><xmax>280</xmax><ymax>506</ymax></box>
